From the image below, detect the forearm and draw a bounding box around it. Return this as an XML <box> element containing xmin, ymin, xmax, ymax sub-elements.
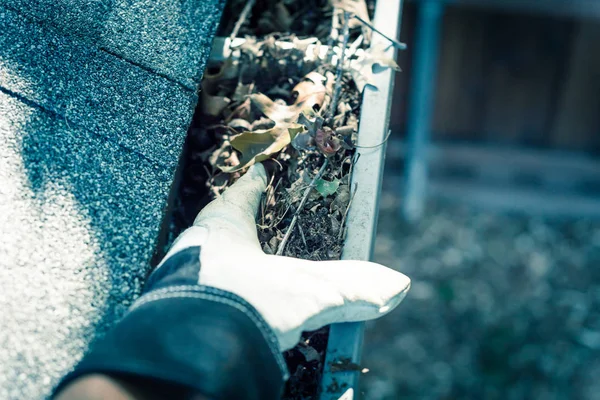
<box><xmin>53</xmin><ymin>247</ymin><xmax>287</xmax><ymax>400</ymax></box>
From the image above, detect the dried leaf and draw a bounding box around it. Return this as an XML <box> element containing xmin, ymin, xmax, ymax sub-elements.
<box><xmin>250</xmin><ymin>72</ymin><xmax>328</xmax><ymax>124</ymax></box>
<box><xmin>251</xmin><ymin>93</ymin><xmax>303</xmax><ymax>124</ymax></box>
<box><xmin>232</xmin><ymin>37</ymin><xmax>262</xmax><ymax>58</ymax></box>
<box><xmin>288</xmin><ymin>124</ymin><xmax>306</xmax><ymax>137</ymax></box>
<box><xmin>268</xmin><ymin>236</ymin><xmax>279</xmax><ymax>253</ymax></box>
<box><xmin>225</xmin><ymin>98</ymin><xmax>251</xmax><ymax>122</ymax></box>
<box><xmin>219</xmin><ymin>70</ymin><xmax>326</xmax><ymax>172</ymax></box>
<box><xmin>330</xmin><ymin>214</ymin><xmax>341</xmax><ymax>236</ymax></box>
<box><xmin>209</xmin><ymin>141</ymin><xmax>232</xmax><ymax>168</ymax></box>
<box><xmin>349</xmin><ymin>44</ymin><xmax>400</xmax><ymax>91</ymax></box>
<box><xmin>298</xmin><ymin>113</ymin><xmax>324</xmax><ymax>137</ymax></box>
<box><xmin>315</xmin><ymin>178</ymin><xmax>340</xmax><ymax>197</ymax></box>
<box><xmin>293</xmin><ymin>37</ymin><xmax>319</xmax><ymax>54</ymax></box>
<box><xmin>263</xmin><ymin>243</ymin><xmax>274</xmax><ymax>254</ymax></box>
<box><xmin>291</xmin><ymin>131</ymin><xmax>315</xmax><ymax>151</ymax></box>
<box><xmin>367</xmin><ymin>44</ymin><xmax>401</xmax><ymax>69</ymax></box>
<box><xmin>336</xmin><ymin>125</ymin><xmax>355</xmax><ymax>137</ymax></box>
<box><xmin>251</xmin><ymin>117</ymin><xmax>276</xmax><ymax>131</ymax></box>
<box><xmin>200</xmin><ymin>60</ymin><xmax>239</xmax><ymax>116</ymax></box>
<box><xmin>218</xmin><ymin>125</ymin><xmax>303</xmax><ymax>172</ymax></box>
<box><xmin>315</xmin><ymin>127</ymin><xmax>342</xmax><ymax>156</ymax></box>
<box><xmin>292</xmin><ymin>73</ymin><xmax>327</xmax><ymax>110</ymax></box>
<box><xmin>303</xmin><ymin>71</ymin><xmax>327</xmax><ymax>85</ymax></box>
<box><xmin>228</xmin><ymin>118</ymin><xmax>252</xmax><ymax>132</ymax></box>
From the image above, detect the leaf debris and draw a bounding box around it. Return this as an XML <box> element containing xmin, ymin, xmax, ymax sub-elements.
<box><xmin>175</xmin><ymin>1</ymin><xmax>398</xmax><ymax>398</ymax></box>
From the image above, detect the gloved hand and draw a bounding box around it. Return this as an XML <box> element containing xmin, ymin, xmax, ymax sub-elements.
<box><xmin>53</xmin><ymin>162</ymin><xmax>411</xmax><ymax>400</ymax></box>
<box><xmin>159</xmin><ymin>163</ymin><xmax>410</xmax><ymax>351</ymax></box>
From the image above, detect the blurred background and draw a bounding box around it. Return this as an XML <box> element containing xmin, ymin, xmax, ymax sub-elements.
<box><xmin>361</xmin><ymin>1</ymin><xmax>600</xmax><ymax>399</ymax></box>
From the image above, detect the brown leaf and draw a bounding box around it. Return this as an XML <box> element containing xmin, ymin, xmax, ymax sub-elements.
<box><xmin>315</xmin><ymin>127</ymin><xmax>341</xmax><ymax>156</ymax></box>
<box><xmin>225</xmin><ymin>98</ymin><xmax>251</xmax><ymax>122</ymax></box>
<box><xmin>251</xmin><ymin>117</ymin><xmax>276</xmax><ymax>131</ymax></box>
<box><xmin>292</xmin><ymin>71</ymin><xmax>328</xmax><ymax>110</ymax></box>
<box><xmin>232</xmin><ymin>36</ymin><xmax>263</xmax><ymax>58</ymax></box>
<box><xmin>209</xmin><ymin>141</ymin><xmax>232</xmax><ymax>168</ymax></box>
<box><xmin>227</xmin><ymin>118</ymin><xmax>252</xmax><ymax>132</ymax></box>
<box><xmin>250</xmin><ymin>93</ymin><xmax>302</xmax><ymax>124</ymax></box>
<box><xmin>291</xmin><ymin>131</ymin><xmax>315</xmax><ymax>151</ymax></box>
<box><xmin>336</xmin><ymin>125</ymin><xmax>356</xmax><ymax>137</ymax></box>
<box><xmin>292</xmin><ymin>37</ymin><xmax>319</xmax><ymax>54</ymax></box>
<box><xmin>250</xmin><ymin>72</ymin><xmax>328</xmax><ymax>124</ymax></box>
<box><xmin>349</xmin><ymin>44</ymin><xmax>400</xmax><ymax>92</ymax></box>
<box><xmin>300</xmin><ymin>112</ymin><xmax>324</xmax><ymax>133</ymax></box>
<box><xmin>218</xmin><ymin>125</ymin><xmax>303</xmax><ymax>172</ymax></box>
<box><xmin>367</xmin><ymin>43</ymin><xmax>401</xmax><ymax>69</ymax></box>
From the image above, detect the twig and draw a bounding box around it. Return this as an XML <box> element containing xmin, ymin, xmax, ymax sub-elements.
<box><xmin>325</xmin><ymin>8</ymin><xmax>340</xmax><ymax>62</ymax></box>
<box><xmin>277</xmin><ymin>159</ymin><xmax>329</xmax><ymax>256</ymax></box>
<box><xmin>338</xmin><ymin>184</ymin><xmax>358</xmax><ymax>241</ymax></box>
<box><xmin>328</xmin><ymin>11</ymin><xmax>351</xmax><ymax>121</ymax></box>
<box><xmin>297</xmin><ymin>219</ymin><xmax>308</xmax><ymax>249</ymax></box>
<box><xmin>229</xmin><ymin>0</ymin><xmax>256</xmax><ymax>43</ymax></box>
<box><xmin>353</xmin><ymin>15</ymin><xmax>407</xmax><ymax>50</ymax></box>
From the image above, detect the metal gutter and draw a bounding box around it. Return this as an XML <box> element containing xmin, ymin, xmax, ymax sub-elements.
<box><xmin>319</xmin><ymin>1</ymin><xmax>404</xmax><ymax>398</ymax></box>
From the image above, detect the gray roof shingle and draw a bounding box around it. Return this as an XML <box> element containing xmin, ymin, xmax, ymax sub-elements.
<box><xmin>0</xmin><ymin>1</ymin><xmax>224</xmax><ymax>398</ymax></box>
<box><xmin>0</xmin><ymin>8</ymin><xmax>200</xmax><ymax>170</ymax></box>
<box><xmin>0</xmin><ymin>0</ymin><xmax>226</xmax><ymax>88</ymax></box>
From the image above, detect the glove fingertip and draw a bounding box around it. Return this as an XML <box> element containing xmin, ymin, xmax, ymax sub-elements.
<box><xmin>378</xmin><ymin>274</ymin><xmax>410</xmax><ymax>314</ymax></box>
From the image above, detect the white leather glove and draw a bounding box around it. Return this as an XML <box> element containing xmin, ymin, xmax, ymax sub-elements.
<box><xmin>159</xmin><ymin>163</ymin><xmax>410</xmax><ymax>351</ymax></box>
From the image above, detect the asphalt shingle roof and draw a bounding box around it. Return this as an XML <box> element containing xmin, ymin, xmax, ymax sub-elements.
<box><xmin>0</xmin><ymin>1</ymin><xmax>224</xmax><ymax>398</ymax></box>
<box><xmin>0</xmin><ymin>0</ymin><xmax>224</xmax><ymax>88</ymax></box>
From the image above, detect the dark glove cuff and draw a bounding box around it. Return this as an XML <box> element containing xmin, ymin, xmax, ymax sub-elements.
<box><xmin>54</xmin><ymin>248</ymin><xmax>288</xmax><ymax>400</ymax></box>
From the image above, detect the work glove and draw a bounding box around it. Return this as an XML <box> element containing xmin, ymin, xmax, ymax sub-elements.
<box><xmin>54</xmin><ymin>162</ymin><xmax>409</xmax><ymax>400</ymax></box>
<box><xmin>160</xmin><ymin>163</ymin><xmax>410</xmax><ymax>351</ymax></box>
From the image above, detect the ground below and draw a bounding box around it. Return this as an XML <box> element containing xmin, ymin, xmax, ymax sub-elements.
<box><xmin>360</xmin><ymin>173</ymin><xmax>600</xmax><ymax>400</ymax></box>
